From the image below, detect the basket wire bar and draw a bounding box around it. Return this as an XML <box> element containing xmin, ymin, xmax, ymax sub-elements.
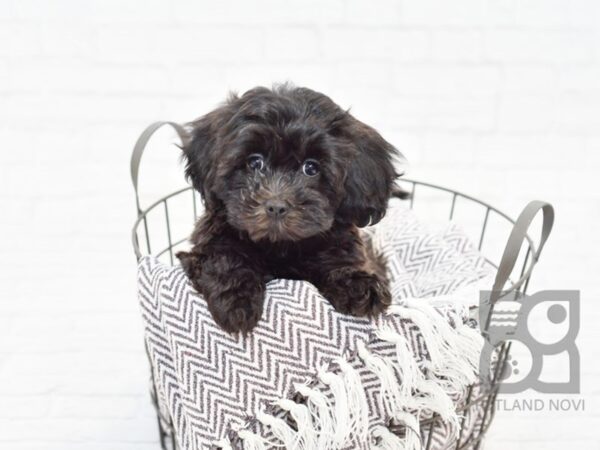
<box><xmin>478</xmin><ymin>208</ymin><xmax>491</xmax><ymax>251</ymax></box>
<box><xmin>130</xmin><ymin>124</ymin><xmax>553</xmax><ymax>450</ymax></box>
<box><xmin>164</xmin><ymin>200</ymin><xmax>174</xmax><ymax>265</ymax></box>
<box><xmin>425</xmin><ymin>419</ymin><xmax>435</xmax><ymax>449</ymax></box>
<box><xmin>449</xmin><ymin>192</ymin><xmax>458</xmax><ymax>220</ymax></box>
<box><xmin>454</xmin><ymin>385</ymin><xmax>473</xmax><ymax>449</ymax></box>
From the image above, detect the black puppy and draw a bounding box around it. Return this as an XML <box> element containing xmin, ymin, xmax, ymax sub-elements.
<box><xmin>177</xmin><ymin>84</ymin><xmax>406</xmax><ymax>334</ymax></box>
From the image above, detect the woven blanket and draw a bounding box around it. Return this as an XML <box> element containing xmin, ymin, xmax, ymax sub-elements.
<box><xmin>138</xmin><ymin>205</ymin><xmax>494</xmax><ymax>450</ymax></box>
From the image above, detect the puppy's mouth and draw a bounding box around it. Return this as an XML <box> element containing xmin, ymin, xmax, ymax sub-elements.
<box><xmin>244</xmin><ymin>204</ymin><xmax>328</xmax><ymax>243</ymax></box>
<box><xmin>225</xmin><ymin>196</ymin><xmax>332</xmax><ymax>243</ymax></box>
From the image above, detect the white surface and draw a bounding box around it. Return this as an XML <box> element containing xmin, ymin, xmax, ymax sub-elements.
<box><xmin>0</xmin><ymin>0</ymin><xmax>598</xmax><ymax>449</ymax></box>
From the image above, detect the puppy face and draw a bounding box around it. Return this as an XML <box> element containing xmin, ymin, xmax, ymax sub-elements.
<box><xmin>182</xmin><ymin>85</ymin><xmax>400</xmax><ymax>242</ymax></box>
<box><xmin>218</xmin><ymin>124</ymin><xmax>345</xmax><ymax>242</ymax></box>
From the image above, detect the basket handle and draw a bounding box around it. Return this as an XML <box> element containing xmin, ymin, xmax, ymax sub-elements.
<box><xmin>489</xmin><ymin>200</ymin><xmax>554</xmax><ymax>305</ymax></box>
<box><xmin>130</xmin><ymin>121</ymin><xmax>188</xmax><ymax>214</ymax></box>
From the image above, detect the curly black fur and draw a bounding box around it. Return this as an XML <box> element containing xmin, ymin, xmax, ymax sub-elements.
<box><xmin>177</xmin><ymin>84</ymin><xmax>405</xmax><ymax>334</ymax></box>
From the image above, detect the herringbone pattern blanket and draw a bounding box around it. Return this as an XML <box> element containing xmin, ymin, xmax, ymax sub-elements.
<box><xmin>138</xmin><ymin>206</ymin><xmax>493</xmax><ymax>449</ymax></box>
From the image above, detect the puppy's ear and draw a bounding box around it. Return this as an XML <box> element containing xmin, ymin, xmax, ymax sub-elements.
<box><xmin>182</xmin><ymin>98</ymin><xmax>236</xmax><ymax>209</ymax></box>
<box><xmin>336</xmin><ymin>118</ymin><xmax>400</xmax><ymax>227</ymax></box>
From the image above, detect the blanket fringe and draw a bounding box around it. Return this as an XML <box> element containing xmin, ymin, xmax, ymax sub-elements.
<box><xmin>237</xmin><ymin>429</ymin><xmax>269</xmax><ymax>450</ymax></box>
<box><xmin>256</xmin><ymin>411</ymin><xmax>296</xmax><ymax>448</ymax></box>
<box><xmin>375</xmin><ymin>328</ymin><xmax>419</xmax><ymax>399</ymax></box>
<box><xmin>388</xmin><ymin>301</ymin><xmax>480</xmax><ymax>396</ymax></box>
<box><xmin>277</xmin><ymin>399</ymin><xmax>317</xmax><ymax>449</ymax></box>
<box><xmin>318</xmin><ymin>369</ymin><xmax>351</xmax><ymax>447</ymax></box>
<box><xmin>357</xmin><ymin>340</ymin><xmax>404</xmax><ymax>419</ymax></box>
<box><xmin>372</xmin><ymin>413</ymin><xmax>421</xmax><ymax>450</ymax></box>
<box><xmin>336</xmin><ymin>358</ymin><xmax>370</xmax><ymax>440</ymax></box>
<box><xmin>395</xmin><ymin>411</ymin><xmax>422</xmax><ymax>449</ymax></box>
<box><xmin>372</xmin><ymin>425</ymin><xmax>407</xmax><ymax>450</ymax></box>
<box><xmin>220</xmin><ymin>299</ymin><xmax>481</xmax><ymax>449</ymax></box>
<box><xmin>294</xmin><ymin>383</ymin><xmax>335</xmax><ymax>449</ymax></box>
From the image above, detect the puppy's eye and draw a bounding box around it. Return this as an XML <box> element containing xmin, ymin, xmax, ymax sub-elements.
<box><xmin>302</xmin><ymin>159</ymin><xmax>320</xmax><ymax>177</ymax></box>
<box><xmin>247</xmin><ymin>154</ymin><xmax>265</xmax><ymax>171</ymax></box>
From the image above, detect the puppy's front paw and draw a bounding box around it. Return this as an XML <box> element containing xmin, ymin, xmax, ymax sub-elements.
<box><xmin>178</xmin><ymin>251</ymin><xmax>265</xmax><ymax>334</ymax></box>
<box><xmin>210</xmin><ymin>295</ymin><xmax>263</xmax><ymax>334</ymax></box>
<box><xmin>322</xmin><ymin>269</ymin><xmax>391</xmax><ymax>318</ymax></box>
<box><xmin>207</xmin><ymin>273</ymin><xmax>265</xmax><ymax>334</ymax></box>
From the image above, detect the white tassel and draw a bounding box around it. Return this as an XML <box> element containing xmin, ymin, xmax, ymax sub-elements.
<box><xmin>392</xmin><ymin>302</ymin><xmax>477</xmax><ymax>394</ymax></box>
<box><xmin>357</xmin><ymin>340</ymin><xmax>403</xmax><ymax>419</ymax></box>
<box><xmin>414</xmin><ymin>379</ymin><xmax>459</xmax><ymax>436</ymax></box>
<box><xmin>393</xmin><ymin>306</ymin><xmax>448</xmax><ymax>370</ymax></box>
<box><xmin>394</xmin><ymin>411</ymin><xmax>422</xmax><ymax>450</ymax></box>
<box><xmin>455</xmin><ymin>323</ymin><xmax>485</xmax><ymax>372</ymax></box>
<box><xmin>378</xmin><ymin>308</ymin><xmax>465</xmax><ymax>439</ymax></box>
<box><xmin>318</xmin><ymin>368</ymin><xmax>351</xmax><ymax>447</ymax></box>
<box><xmin>237</xmin><ymin>429</ymin><xmax>269</xmax><ymax>450</ymax></box>
<box><xmin>372</xmin><ymin>425</ymin><xmax>407</xmax><ymax>450</ymax></box>
<box><xmin>371</xmin><ymin>330</ymin><xmax>448</xmax><ymax>449</ymax></box>
<box><xmin>256</xmin><ymin>411</ymin><xmax>296</xmax><ymax>448</ymax></box>
<box><xmin>418</xmin><ymin>302</ymin><xmax>479</xmax><ymax>384</ymax></box>
<box><xmin>277</xmin><ymin>399</ymin><xmax>317</xmax><ymax>450</ymax></box>
<box><xmin>294</xmin><ymin>383</ymin><xmax>335</xmax><ymax>450</ymax></box>
<box><xmin>336</xmin><ymin>358</ymin><xmax>370</xmax><ymax>441</ymax></box>
<box><xmin>376</xmin><ymin>328</ymin><xmax>420</xmax><ymax>399</ymax></box>
<box><xmin>404</xmin><ymin>299</ymin><xmax>470</xmax><ymax>351</ymax></box>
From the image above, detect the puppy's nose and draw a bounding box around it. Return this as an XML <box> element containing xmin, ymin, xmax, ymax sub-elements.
<box><xmin>265</xmin><ymin>200</ymin><xmax>288</xmax><ymax>218</ymax></box>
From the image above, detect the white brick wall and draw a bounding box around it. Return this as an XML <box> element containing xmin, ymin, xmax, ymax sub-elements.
<box><xmin>0</xmin><ymin>0</ymin><xmax>598</xmax><ymax>448</ymax></box>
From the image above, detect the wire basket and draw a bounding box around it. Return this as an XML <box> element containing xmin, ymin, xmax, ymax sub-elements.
<box><xmin>131</xmin><ymin>122</ymin><xmax>554</xmax><ymax>450</ymax></box>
